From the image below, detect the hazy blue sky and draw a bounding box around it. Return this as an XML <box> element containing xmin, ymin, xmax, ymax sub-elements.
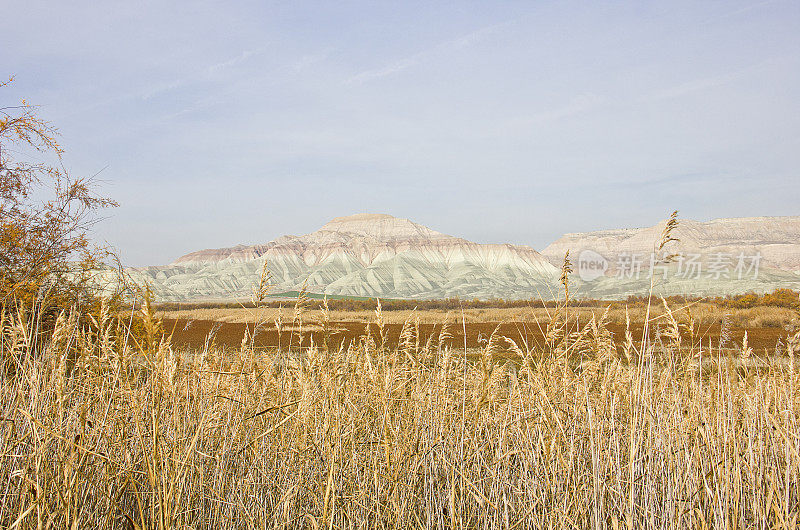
<box><xmin>3</xmin><ymin>0</ymin><xmax>798</xmax><ymax>265</ymax></box>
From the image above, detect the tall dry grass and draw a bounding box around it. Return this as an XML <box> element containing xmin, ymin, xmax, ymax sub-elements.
<box><xmin>1</xmin><ymin>285</ymin><xmax>799</xmax><ymax>529</ymax></box>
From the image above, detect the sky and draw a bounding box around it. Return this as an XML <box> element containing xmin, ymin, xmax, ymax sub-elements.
<box><xmin>2</xmin><ymin>0</ymin><xmax>798</xmax><ymax>266</ymax></box>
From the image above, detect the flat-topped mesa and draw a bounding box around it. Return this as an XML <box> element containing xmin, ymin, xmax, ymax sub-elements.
<box><xmin>143</xmin><ymin>212</ymin><xmax>559</xmax><ymax>300</ymax></box>
<box><xmin>172</xmin><ymin>244</ymin><xmax>267</xmax><ymax>265</ymax></box>
<box><xmin>541</xmin><ymin>215</ymin><xmax>800</xmax><ymax>273</ymax></box>
<box><xmin>319</xmin><ymin>213</ymin><xmax>453</xmax><ymax>241</ymax></box>
<box><xmin>171</xmin><ymin>213</ymin><xmax>456</xmax><ymax>265</ymax></box>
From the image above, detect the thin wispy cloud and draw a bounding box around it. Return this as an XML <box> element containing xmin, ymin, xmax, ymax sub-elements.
<box><xmin>486</xmin><ymin>93</ymin><xmax>607</xmax><ymax>138</ymax></box>
<box><xmin>642</xmin><ymin>71</ymin><xmax>743</xmax><ymax>102</ymax></box>
<box><xmin>347</xmin><ymin>57</ymin><xmax>419</xmax><ymax>85</ymax></box>
<box><xmin>292</xmin><ymin>48</ymin><xmax>335</xmax><ymax>72</ymax></box>
<box><xmin>141</xmin><ymin>80</ymin><xmax>184</xmax><ymax>100</ymax></box>
<box><xmin>719</xmin><ymin>0</ymin><xmax>783</xmax><ymax>19</ymax></box>
<box><xmin>639</xmin><ymin>55</ymin><xmax>785</xmax><ymax>104</ymax></box>
<box><xmin>1</xmin><ymin>1</ymin><xmax>796</xmax><ymax>265</ymax></box>
<box><xmin>345</xmin><ymin>23</ymin><xmax>507</xmax><ymax>85</ymax></box>
<box><xmin>207</xmin><ymin>49</ymin><xmax>260</xmax><ymax>75</ymax></box>
<box><xmin>526</xmin><ymin>93</ymin><xmax>607</xmax><ymax>125</ymax></box>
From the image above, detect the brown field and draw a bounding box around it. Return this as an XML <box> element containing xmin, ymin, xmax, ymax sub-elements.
<box><xmin>160</xmin><ymin>302</ymin><xmax>796</xmax><ymax>354</ymax></box>
<box><xmin>163</xmin><ymin>317</ymin><xmax>786</xmax><ymax>354</ymax></box>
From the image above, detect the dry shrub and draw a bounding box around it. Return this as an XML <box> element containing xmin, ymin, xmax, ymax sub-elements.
<box><xmin>1</xmin><ymin>78</ymin><xmax>117</xmax><ymax>319</ymax></box>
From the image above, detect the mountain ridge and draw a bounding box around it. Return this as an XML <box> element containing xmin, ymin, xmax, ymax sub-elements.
<box><xmin>136</xmin><ymin>213</ymin><xmax>559</xmax><ymax>301</ymax></box>
<box><xmin>542</xmin><ymin>215</ymin><xmax>800</xmax><ymax>274</ymax></box>
<box><xmin>130</xmin><ymin>213</ymin><xmax>800</xmax><ymax>301</ymax></box>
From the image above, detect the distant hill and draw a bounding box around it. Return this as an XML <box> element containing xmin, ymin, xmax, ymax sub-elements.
<box><xmin>541</xmin><ymin>216</ymin><xmax>800</xmax><ymax>299</ymax></box>
<box><xmin>131</xmin><ymin>213</ymin><xmax>559</xmax><ymax>301</ymax></box>
<box><xmin>129</xmin><ymin>214</ymin><xmax>800</xmax><ymax>301</ymax></box>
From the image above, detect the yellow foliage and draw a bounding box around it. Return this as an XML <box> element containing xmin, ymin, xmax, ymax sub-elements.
<box><xmin>1</xmin><ymin>77</ymin><xmax>117</xmax><ymax>313</ymax></box>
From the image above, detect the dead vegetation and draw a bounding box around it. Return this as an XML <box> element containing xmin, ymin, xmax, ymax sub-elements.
<box><xmin>1</xmin><ymin>280</ymin><xmax>799</xmax><ymax>528</ymax></box>
<box><xmin>157</xmin><ymin>301</ymin><xmax>799</xmax><ymax>329</ymax></box>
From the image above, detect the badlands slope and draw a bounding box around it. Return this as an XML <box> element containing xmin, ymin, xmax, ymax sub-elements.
<box><xmin>542</xmin><ymin>216</ymin><xmax>800</xmax><ymax>273</ymax></box>
<box><xmin>130</xmin><ymin>214</ymin><xmax>800</xmax><ymax>301</ymax></box>
<box><xmin>542</xmin><ymin>216</ymin><xmax>800</xmax><ymax>299</ymax></box>
<box><xmin>132</xmin><ymin>214</ymin><xmax>560</xmax><ymax>301</ymax></box>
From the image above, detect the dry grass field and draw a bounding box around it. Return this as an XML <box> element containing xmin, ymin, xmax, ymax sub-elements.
<box><xmin>157</xmin><ymin>301</ymin><xmax>798</xmax><ymax>327</ymax></box>
<box><xmin>157</xmin><ymin>301</ymin><xmax>797</xmax><ymax>355</ymax></box>
<box><xmin>2</xmin><ymin>288</ymin><xmax>800</xmax><ymax>528</ymax></box>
